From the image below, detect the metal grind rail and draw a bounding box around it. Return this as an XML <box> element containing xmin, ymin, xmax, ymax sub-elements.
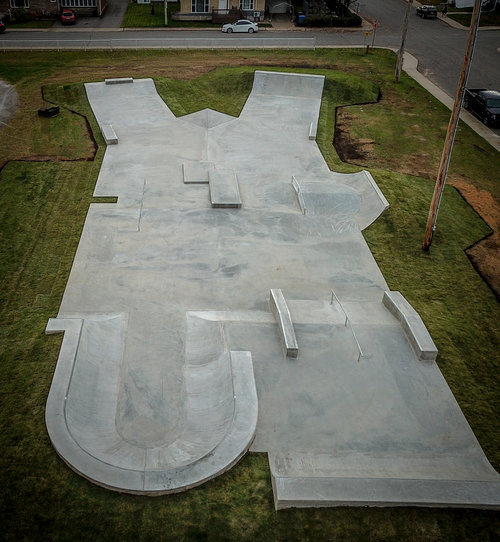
<box><xmin>330</xmin><ymin>289</ymin><xmax>366</xmax><ymax>362</ymax></box>
<box><xmin>0</xmin><ymin>37</ymin><xmax>316</xmax><ymax>51</ymax></box>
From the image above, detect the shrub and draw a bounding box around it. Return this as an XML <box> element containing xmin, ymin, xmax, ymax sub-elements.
<box><xmin>296</xmin><ymin>12</ymin><xmax>361</xmax><ymax>27</ymax></box>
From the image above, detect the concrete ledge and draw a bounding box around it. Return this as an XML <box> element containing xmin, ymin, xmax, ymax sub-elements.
<box><xmin>105</xmin><ymin>77</ymin><xmax>134</xmax><ymax>85</ymax></box>
<box><xmin>308</xmin><ymin>121</ymin><xmax>317</xmax><ymax>141</ymax></box>
<box><xmin>101</xmin><ymin>124</ymin><xmax>118</xmax><ymax>145</ymax></box>
<box><xmin>209</xmin><ymin>169</ymin><xmax>242</xmax><ymax>208</ymax></box>
<box><xmin>269</xmin><ymin>289</ymin><xmax>298</xmax><ymax>358</ymax></box>
<box><xmin>383</xmin><ymin>291</ymin><xmax>438</xmax><ymax>361</ymax></box>
<box><xmin>271</xmin><ymin>475</ymin><xmax>500</xmax><ymax>510</ymax></box>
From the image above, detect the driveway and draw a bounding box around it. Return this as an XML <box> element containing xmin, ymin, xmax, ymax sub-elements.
<box><xmin>53</xmin><ymin>0</ymin><xmax>129</xmax><ymax>29</ymax></box>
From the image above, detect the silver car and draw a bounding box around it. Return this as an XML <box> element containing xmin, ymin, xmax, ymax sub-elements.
<box><xmin>222</xmin><ymin>19</ymin><xmax>259</xmax><ymax>33</ymax></box>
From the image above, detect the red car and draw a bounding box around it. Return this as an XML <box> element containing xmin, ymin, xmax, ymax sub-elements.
<box><xmin>60</xmin><ymin>9</ymin><xmax>76</xmax><ymax>24</ymax></box>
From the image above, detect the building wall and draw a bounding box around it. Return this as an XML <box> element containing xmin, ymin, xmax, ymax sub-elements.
<box><xmin>1</xmin><ymin>0</ymin><xmax>59</xmax><ymax>18</ymax></box>
<box><xmin>179</xmin><ymin>0</ymin><xmax>265</xmax><ymax>19</ymax></box>
<box><xmin>0</xmin><ymin>0</ymin><xmax>106</xmax><ymax>19</ymax></box>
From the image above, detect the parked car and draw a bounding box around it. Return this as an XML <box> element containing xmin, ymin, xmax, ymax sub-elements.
<box><xmin>222</xmin><ymin>19</ymin><xmax>258</xmax><ymax>33</ymax></box>
<box><xmin>60</xmin><ymin>9</ymin><xmax>76</xmax><ymax>25</ymax></box>
<box><xmin>0</xmin><ymin>21</ymin><xmax>6</xmax><ymax>33</ymax></box>
<box><xmin>464</xmin><ymin>89</ymin><xmax>500</xmax><ymax>127</ymax></box>
<box><xmin>416</xmin><ymin>5</ymin><xmax>438</xmax><ymax>17</ymax></box>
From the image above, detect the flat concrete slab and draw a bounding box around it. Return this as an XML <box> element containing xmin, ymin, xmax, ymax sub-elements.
<box><xmin>45</xmin><ymin>72</ymin><xmax>500</xmax><ymax>507</ymax></box>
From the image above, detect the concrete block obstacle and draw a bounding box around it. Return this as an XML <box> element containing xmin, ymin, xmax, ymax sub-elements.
<box><xmin>43</xmin><ymin>71</ymin><xmax>500</xmax><ymax>507</ymax></box>
<box><xmin>269</xmin><ymin>289</ymin><xmax>298</xmax><ymax>358</ymax></box>
<box><xmin>100</xmin><ymin>124</ymin><xmax>118</xmax><ymax>145</ymax></box>
<box><xmin>208</xmin><ymin>169</ymin><xmax>242</xmax><ymax>208</ymax></box>
<box><xmin>308</xmin><ymin>121</ymin><xmax>317</xmax><ymax>141</ymax></box>
<box><xmin>105</xmin><ymin>77</ymin><xmax>134</xmax><ymax>85</ymax></box>
<box><xmin>383</xmin><ymin>291</ymin><xmax>438</xmax><ymax>361</ymax></box>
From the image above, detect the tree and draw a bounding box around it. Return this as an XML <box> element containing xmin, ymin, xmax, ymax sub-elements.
<box><xmin>325</xmin><ymin>0</ymin><xmax>354</xmax><ymax>16</ymax></box>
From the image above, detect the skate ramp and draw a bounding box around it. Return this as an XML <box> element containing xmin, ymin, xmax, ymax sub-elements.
<box><xmin>46</xmin><ymin>315</ymin><xmax>257</xmax><ymax>493</ymax></box>
<box><xmin>45</xmin><ymin>72</ymin><xmax>500</xmax><ymax>507</ymax></box>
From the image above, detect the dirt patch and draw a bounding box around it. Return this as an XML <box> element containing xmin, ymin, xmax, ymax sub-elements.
<box><xmin>451</xmin><ymin>180</ymin><xmax>500</xmax><ymax>300</ymax></box>
<box><xmin>334</xmin><ymin>106</ymin><xmax>436</xmax><ymax>178</ymax></box>
<box><xmin>334</xmin><ymin>110</ymin><xmax>368</xmax><ymax>162</ymax></box>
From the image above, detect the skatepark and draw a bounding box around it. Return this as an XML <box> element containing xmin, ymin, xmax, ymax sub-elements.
<box><xmin>45</xmin><ymin>71</ymin><xmax>500</xmax><ymax>508</ymax></box>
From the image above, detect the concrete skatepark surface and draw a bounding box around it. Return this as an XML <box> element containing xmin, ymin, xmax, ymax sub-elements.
<box><xmin>46</xmin><ymin>72</ymin><xmax>500</xmax><ymax>508</ymax></box>
<box><xmin>0</xmin><ymin>81</ymin><xmax>19</xmax><ymax>130</ymax></box>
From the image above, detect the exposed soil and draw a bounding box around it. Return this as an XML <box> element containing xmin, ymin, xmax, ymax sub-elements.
<box><xmin>334</xmin><ymin>111</ymin><xmax>367</xmax><ymax>162</ymax></box>
<box><xmin>334</xmin><ymin>107</ymin><xmax>500</xmax><ymax>300</ymax></box>
<box><xmin>452</xmin><ymin>180</ymin><xmax>500</xmax><ymax>300</ymax></box>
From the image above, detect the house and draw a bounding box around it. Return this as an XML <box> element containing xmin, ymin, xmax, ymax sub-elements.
<box><xmin>0</xmin><ymin>0</ymin><xmax>106</xmax><ymax>21</ymax></box>
<box><xmin>176</xmin><ymin>0</ymin><xmax>267</xmax><ymax>22</ymax></box>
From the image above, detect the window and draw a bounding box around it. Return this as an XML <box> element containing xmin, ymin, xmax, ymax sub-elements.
<box><xmin>191</xmin><ymin>0</ymin><xmax>208</xmax><ymax>12</ymax></box>
<box><xmin>10</xmin><ymin>0</ymin><xmax>29</xmax><ymax>7</ymax></box>
<box><xmin>240</xmin><ymin>0</ymin><xmax>253</xmax><ymax>9</ymax></box>
<box><xmin>60</xmin><ymin>0</ymin><xmax>96</xmax><ymax>6</ymax></box>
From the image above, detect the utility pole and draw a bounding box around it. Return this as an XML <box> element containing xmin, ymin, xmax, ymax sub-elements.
<box><xmin>422</xmin><ymin>0</ymin><xmax>482</xmax><ymax>251</ymax></box>
<box><xmin>395</xmin><ymin>0</ymin><xmax>413</xmax><ymax>82</ymax></box>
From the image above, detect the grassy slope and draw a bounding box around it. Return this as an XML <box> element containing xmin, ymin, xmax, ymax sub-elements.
<box><xmin>343</xmin><ymin>72</ymin><xmax>500</xmax><ymax>197</ymax></box>
<box><xmin>0</xmin><ymin>50</ymin><xmax>499</xmax><ymax>541</ymax></box>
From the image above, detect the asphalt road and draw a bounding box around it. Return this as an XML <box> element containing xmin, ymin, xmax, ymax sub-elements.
<box><xmin>358</xmin><ymin>0</ymin><xmax>500</xmax><ymax>91</ymax></box>
<box><xmin>1</xmin><ymin>0</ymin><xmax>499</xmax><ymax>125</ymax></box>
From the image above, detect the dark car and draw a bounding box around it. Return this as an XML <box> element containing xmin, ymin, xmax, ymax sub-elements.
<box><xmin>464</xmin><ymin>89</ymin><xmax>500</xmax><ymax>127</ymax></box>
<box><xmin>0</xmin><ymin>21</ymin><xmax>6</xmax><ymax>33</ymax></box>
<box><xmin>416</xmin><ymin>5</ymin><xmax>438</xmax><ymax>18</ymax></box>
<box><xmin>60</xmin><ymin>9</ymin><xmax>76</xmax><ymax>24</ymax></box>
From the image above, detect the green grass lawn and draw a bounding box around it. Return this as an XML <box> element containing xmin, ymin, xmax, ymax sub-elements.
<box><xmin>448</xmin><ymin>7</ymin><xmax>500</xmax><ymax>26</ymax></box>
<box><xmin>0</xmin><ymin>50</ymin><xmax>499</xmax><ymax>541</ymax></box>
<box><xmin>122</xmin><ymin>2</ymin><xmax>167</xmax><ymax>28</ymax></box>
<box><xmin>3</xmin><ymin>19</ymin><xmax>55</xmax><ymax>28</ymax></box>
<box><xmin>122</xmin><ymin>1</ymin><xmax>219</xmax><ymax>28</ymax></box>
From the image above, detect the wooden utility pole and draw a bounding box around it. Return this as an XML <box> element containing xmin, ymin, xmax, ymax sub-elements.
<box><xmin>422</xmin><ymin>0</ymin><xmax>482</xmax><ymax>251</ymax></box>
<box><xmin>395</xmin><ymin>0</ymin><xmax>413</xmax><ymax>82</ymax></box>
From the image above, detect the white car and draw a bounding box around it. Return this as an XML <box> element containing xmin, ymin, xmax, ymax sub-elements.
<box><xmin>222</xmin><ymin>19</ymin><xmax>259</xmax><ymax>33</ymax></box>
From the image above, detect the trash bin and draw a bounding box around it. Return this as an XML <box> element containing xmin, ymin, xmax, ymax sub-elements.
<box><xmin>298</xmin><ymin>14</ymin><xmax>305</xmax><ymax>23</ymax></box>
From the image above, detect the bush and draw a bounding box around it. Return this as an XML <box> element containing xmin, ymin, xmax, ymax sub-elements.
<box><xmin>9</xmin><ymin>8</ymin><xmax>28</xmax><ymax>22</ymax></box>
<box><xmin>296</xmin><ymin>12</ymin><xmax>361</xmax><ymax>27</ymax></box>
